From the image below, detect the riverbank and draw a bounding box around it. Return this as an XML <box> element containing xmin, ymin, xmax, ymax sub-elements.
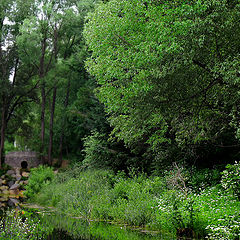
<box><xmin>25</xmin><ymin>162</ymin><xmax>240</xmax><ymax>239</ymax></box>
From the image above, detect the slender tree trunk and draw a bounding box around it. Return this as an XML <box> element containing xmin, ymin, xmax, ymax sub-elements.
<box><xmin>58</xmin><ymin>132</ymin><xmax>64</xmax><ymax>165</ymax></box>
<box><xmin>39</xmin><ymin>37</ymin><xmax>47</xmax><ymax>163</ymax></box>
<box><xmin>59</xmin><ymin>79</ymin><xmax>70</xmax><ymax>165</ymax></box>
<box><xmin>58</xmin><ymin>33</ymin><xmax>77</xmax><ymax>165</ymax></box>
<box><xmin>0</xmin><ymin>106</ymin><xmax>7</xmax><ymax>168</ymax></box>
<box><xmin>48</xmin><ymin>86</ymin><xmax>57</xmax><ymax>165</ymax></box>
<box><xmin>47</xmin><ymin>26</ymin><xmax>59</xmax><ymax>166</ymax></box>
<box><xmin>40</xmin><ymin>82</ymin><xmax>46</xmax><ymax>163</ymax></box>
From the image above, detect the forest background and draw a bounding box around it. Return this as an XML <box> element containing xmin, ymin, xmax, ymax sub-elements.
<box><xmin>1</xmin><ymin>0</ymin><xmax>240</xmax><ymax>172</ymax></box>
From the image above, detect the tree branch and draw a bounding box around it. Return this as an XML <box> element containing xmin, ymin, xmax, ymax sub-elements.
<box><xmin>6</xmin><ymin>98</ymin><xmax>36</xmax><ymax>124</ymax></box>
<box><xmin>115</xmin><ymin>34</ymin><xmax>134</xmax><ymax>48</ymax></box>
<box><xmin>11</xmin><ymin>58</ymin><xmax>19</xmax><ymax>87</ymax></box>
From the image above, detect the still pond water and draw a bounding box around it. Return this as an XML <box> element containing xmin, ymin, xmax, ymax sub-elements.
<box><xmin>0</xmin><ymin>207</ymin><xmax>177</xmax><ymax>240</ymax></box>
<box><xmin>45</xmin><ymin>215</ymin><xmax>174</xmax><ymax>240</ymax></box>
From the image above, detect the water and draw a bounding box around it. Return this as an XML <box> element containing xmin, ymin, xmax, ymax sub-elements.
<box><xmin>0</xmin><ymin>208</ymin><xmax>176</xmax><ymax>240</ymax></box>
<box><xmin>43</xmin><ymin>213</ymin><xmax>175</xmax><ymax>240</ymax></box>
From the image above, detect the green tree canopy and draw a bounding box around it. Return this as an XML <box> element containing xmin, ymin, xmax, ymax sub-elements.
<box><xmin>84</xmin><ymin>0</ymin><xmax>240</xmax><ymax>165</ymax></box>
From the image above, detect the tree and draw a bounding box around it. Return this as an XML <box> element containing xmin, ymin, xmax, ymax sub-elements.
<box><xmin>15</xmin><ymin>0</ymin><xmax>102</xmax><ymax>165</ymax></box>
<box><xmin>84</xmin><ymin>0</ymin><xmax>240</xmax><ymax>166</ymax></box>
<box><xmin>0</xmin><ymin>0</ymin><xmax>37</xmax><ymax>167</ymax></box>
<box><xmin>17</xmin><ymin>0</ymin><xmax>81</xmax><ymax>164</ymax></box>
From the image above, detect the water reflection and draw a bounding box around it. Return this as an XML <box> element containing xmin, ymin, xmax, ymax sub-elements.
<box><xmin>43</xmin><ymin>213</ymin><xmax>175</xmax><ymax>240</ymax></box>
<box><xmin>0</xmin><ymin>209</ymin><xmax>176</xmax><ymax>240</ymax></box>
<box><xmin>47</xmin><ymin>229</ymin><xmax>88</xmax><ymax>240</ymax></box>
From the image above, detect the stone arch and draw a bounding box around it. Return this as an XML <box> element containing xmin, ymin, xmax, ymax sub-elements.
<box><xmin>5</xmin><ymin>151</ymin><xmax>41</xmax><ymax>168</ymax></box>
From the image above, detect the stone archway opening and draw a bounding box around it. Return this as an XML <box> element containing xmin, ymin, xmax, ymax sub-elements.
<box><xmin>21</xmin><ymin>161</ymin><xmax>28</xmax><ymax>169</ymax></box>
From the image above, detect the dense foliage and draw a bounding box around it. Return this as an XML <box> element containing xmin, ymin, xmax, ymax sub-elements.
<box><xmin>24</xmin><ymin>165</ymin><xmax>54</xmax><ymax>200</ymax></box>
<box><xmin>84</xmin><ymin>0</ymin><xmax>240</xmax><ymax>167</ymax></box>
<box><xmin>1</xmin><ymin>0</ymin><xmax>239</xmax><ymax>169</ymax></box>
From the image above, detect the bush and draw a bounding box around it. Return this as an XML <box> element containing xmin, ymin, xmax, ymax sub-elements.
<box><xmin>153</xmin><ymin>185</ymin><xmax>240</xmax><ymax>239</ymax></box>
<box><xmin>221</xmin><ymin>161</ymin><xmax>240</xmax><ymax>199</ymax></box>
<box><xmin>37</xmin><ymin>169</ymin><xmax>113</xmax><ymax>217</ymax></box>
<box><xmin>24</xmin><ymin>165</ymin><xmax>54</xmax><ymax>200</ymax></box>
<box><xmin>4</xmin><ymin>140</ymin><xmax>17</xmax><ymax>153</ymax></box>
<box><xmin>82</xmin><ymin>131</ymin><xmax>138</xmax><ymax>172</ymax></box>
<box><xmin>82</xmin><ymin>131</ymin><xmax>112</xmax><ymax>169</ymax></box>
<box><xmin>188</xmin><ymin>168</ymin><xmax>221</xmax><ymax>192</ymax></box>
<box><xmin>107</xmin><ymin>175</ymin><xmax>157</xmax><ymax>226</ymax></box>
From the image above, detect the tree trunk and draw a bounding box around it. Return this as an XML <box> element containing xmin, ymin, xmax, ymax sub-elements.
<box><xmin>0</xmin><ymin>106</ymin><xmax>7</xmax><ymax>168</ymax></box>
<box><xmin>40</xmin><ymin>82</ymin><xmax>46</xmax><ymax>163</ymax></box>
<box><xmin>48</xmin><ymin>86</ymin><xmax>57</xmax><ymax>165</ymax></box>
<box><xmin>59</xmin><ymin>79</ymin><xmax>70</xmax><ymax>165</ymax></box>
<box><xmin>39</xmin><ymin>37</ymin><xmax>47</xmax><ymax>163</ymax></box>
<box><xmin>47</xmin><ymin>26</ymin><xmax>59</xmax><ymax>166</ymax></box>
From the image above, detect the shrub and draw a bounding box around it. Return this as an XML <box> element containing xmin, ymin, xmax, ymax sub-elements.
<box><xmin>37</xmin><ymin>170</ymin><xmax>113</xmax><ymax>217</ymax></box>
<box><xmin>188</xmin><ymin>167</ymin><xmax>221</xmax><ymax>192</ymax></box>
<box><xmin>221</xmin><ymin>161</ymin><xmax>240</xmax><ymax>199</ymax></box>
<box><xmin>4</xmin><ymin>140</ymin><xmax>17</xmax><ymax>153</ymax></box>
<box><xmin>24</xmin><ymin>165</ymin><xmax>54</xmax><ymax>200</ymax></box>
<box><xmin>82</xmin><ymin>131</ymin><xmax>136</xmax><ymax>172</ymax></box>
<box><xmin>154</xmin><ymin>185</ymin><xmax>240</xmax><ymax>238</ymax></box>
<box><xmin>154</xmin><ymin>190</ymin><xmax>189</xmax><ymax>233</ymax></box>
<box><xmin>108</xmin><ymin>176</ymin><xmax>157</xmax><ymax>226</ymax></box>
<box><xmin>82</xmin><ymin>131</ymin><xmax>115</xmax><ymax>170</ymax></box>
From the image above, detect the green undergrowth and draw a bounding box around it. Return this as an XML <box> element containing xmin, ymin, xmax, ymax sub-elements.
<box><xmin>0</xmin><ymin>208</ymin><xmax>52</xmax><ymax>239</ymax></box>
<box><xmin>27</xmin><ymin>163</ymin><xmax>240</xmax><ymax>239</ymax></box>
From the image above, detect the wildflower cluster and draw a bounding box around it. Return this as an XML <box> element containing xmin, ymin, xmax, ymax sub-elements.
<box><xmin>206</xmin><ymin>215</ymin><xmax>240</xmax><ymax>240</ymax></box>
<box><xmin>0</xmin><ymin>209</ymin><xmax>49</xmax><ymax>240</ymax></box>
<box><xmin>154</xmin><ymin>163</ymin><xmax>240</xmax><ymax>239</ymax></box>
